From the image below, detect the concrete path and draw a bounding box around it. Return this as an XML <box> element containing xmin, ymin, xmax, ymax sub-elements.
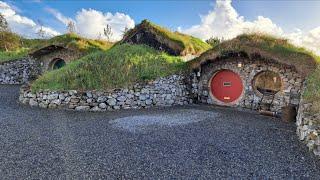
<box><xmin>0</xmin><ymin>85</ymin><xmax>319</xmax><ymax>179</ymax></box>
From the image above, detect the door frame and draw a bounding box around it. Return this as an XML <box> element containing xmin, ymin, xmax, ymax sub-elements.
<box><xmin>208</xmin><ymin>69</ymin><xmax>245</xmax><ymax>106</ymax></box>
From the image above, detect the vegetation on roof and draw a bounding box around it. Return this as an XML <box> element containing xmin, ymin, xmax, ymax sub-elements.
<box><xmin>0</xmin><ymin>32</ymin><xmax>113</xmax><ymax>63</ymax></box>
<box><xmin>32</xmin><ymin>33</ymin><xmax>113</xmax><ymax>53</ymax></box>
<box><xmin>31</xmin><ymin>44</ymin><xmax>186</xmax><ymax>92</ymax></box>
<box><xmin>122</xmin><ymin>20</ymin><xmax>211</xmax><ymax>56</ymax></box>
<box><xmin>190</xmin><ymin>33</ymin><xmax>319</xmax><ymax>77</ymax></box>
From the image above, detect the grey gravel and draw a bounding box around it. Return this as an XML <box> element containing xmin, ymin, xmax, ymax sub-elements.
<box><xmin>110</xmin><ymin>110</ymin><xmax>220</xmax><ymax>133</ymax></box>
<box><xmin>0</xmin><ymin>85</ymin><xmax>320</xmax><ymax>179</ymax></box>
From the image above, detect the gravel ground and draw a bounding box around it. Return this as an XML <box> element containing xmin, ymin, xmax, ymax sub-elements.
<box><xmin>0</xmin><ymin>85</ymin><xmax>319</xmax><ymax>179</ymax></box>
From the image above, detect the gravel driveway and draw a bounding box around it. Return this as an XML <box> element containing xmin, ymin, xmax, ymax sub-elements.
<box><xmin>0</xmin><ymin>85</ymin><xmax>319</xmax><ymax>179</ymax></box>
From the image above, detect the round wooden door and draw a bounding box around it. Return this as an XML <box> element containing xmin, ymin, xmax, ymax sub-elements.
<box><xmin>210</xmin><ymin>70</ymin><xmax>243</xmax><ymax>103</ymax></box>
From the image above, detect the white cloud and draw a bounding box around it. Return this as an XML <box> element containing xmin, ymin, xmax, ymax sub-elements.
<box><xmin>48</xmin><ymin>8</ymin><xmax>135</xmax><ymax>41</ymax></box>
<box><xmin>181</xmin><ymin>0</ymin><xmax>320</xmax><ymax>55</ymax></box>
<box><xmin>45</xmin><ymin>7</ymin><xmax>73</xmax><ymax>26</ymax></box>
<box><xmin>181</xmin><ymin>0</ymin><xmax>283</xmax><ymax>40</ymax></box>
<box><xmin>288</xmin><ymin>27</ymin><xmax>320</xmax><ymax>55</ymax></box>
<box><xmin>0</xmin><ymin>1</ymin><xmax>60</xmax><ymax>38</ymax></box>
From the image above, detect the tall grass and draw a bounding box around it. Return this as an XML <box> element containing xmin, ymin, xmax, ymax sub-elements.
<box><xmin>304</xmin><ymin>65</ymin><xmax>320</xmax><ymax>115</ymax></box>
<box><xmin>31</xmin><ymin>44</ymin><xmax>186</xmax><ymax>91</ymax></box>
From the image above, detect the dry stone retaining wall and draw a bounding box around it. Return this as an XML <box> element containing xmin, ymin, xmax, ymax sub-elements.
<box><xmin>297</xmin><ymin>86</ymin><xmax>320</xmax><ymax>157</ymax></box>
<box><xmin>0</xmin><ymin>58</ymin><xmax>40</xmax><ymax>84</ymax></box>
<box><xmin>19</xmin><ymin>75</ymin><xmax>192</xmax><ymax>111</ymax></box>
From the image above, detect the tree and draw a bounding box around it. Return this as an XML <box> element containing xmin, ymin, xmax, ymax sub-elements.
<box><xmin>67</xmin><ymin>21</ymin><xmax>76</xmax><ymax>34</ymax></box>
<box><xmin>0</xmin><ymin>13</ymin><xmax>9</xmax><ymax>32</ymax></box>
<box><xmin>206</xmin><ymin>37</ymin><xmax>221</xmax><ymax>47</ymax></box>
<box><xmin>36</xmin><ymin>19</ymin><xmax>46</xmax><ymax>38</ymax></box>
<box><xmin>103</xmin><ymin>24</ymin><xmax>113</xmax><ymax>41</ymax></box>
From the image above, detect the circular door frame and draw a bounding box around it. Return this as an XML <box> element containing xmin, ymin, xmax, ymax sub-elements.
<box><xmin>48</xmin><ymin>58</ymin><xmax>66</xmax><ymax>70</ymax></box>
<box><xmin>208</xmin><ymin>69</ymin><xmax>245</xmax><ymax>106</ymax></box>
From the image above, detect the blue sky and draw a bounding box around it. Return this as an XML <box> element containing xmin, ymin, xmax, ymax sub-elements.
<box><xmin>5</xmin><ymin>0</ymin><xmax>320</xmax><ymax>33</ymax></box>
<box><xmin>1</xmin><ymin>0</ymin><xmax>320</xmax><ymax>54</ymax></box>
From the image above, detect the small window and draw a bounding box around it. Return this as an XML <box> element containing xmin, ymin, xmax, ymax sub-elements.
<box><xmin>253</xmin><ymin>71</ymin><xmax>282</xmax><ymax>96</ymax></box>
<box><xmin>223</xmin><ymin>82</ymin><xmax>232</xmax><ymax>87</ymax></box>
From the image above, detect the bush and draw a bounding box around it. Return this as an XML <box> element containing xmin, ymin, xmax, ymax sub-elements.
<box><xmin>0</xmin><ymin>31</ymin><xmax>22</xmax><ymax>51</ymax></box>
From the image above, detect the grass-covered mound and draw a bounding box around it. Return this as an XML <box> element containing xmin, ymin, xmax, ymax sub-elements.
<box><xmin>190</xmin><ymin>34</ymin><xmax>319</xmax><ymax>77</ymax></box>
<box><xmin>0</xmin><ymin>32</ymin><xmax>113</xmax><ymax>63</ymax></box>
<box><xmin>31</xmin><ymin>33</ymin><xmax>113</xmax><ymax>53</ymax></box>
<box><xmin>121</xmin><ymin>20</ymin><xmax>211</xmax><ymax>56</ymax></box>
<box><xmin>31</xmin><ymin>44</ymin><xmax>186</xmax><ymax>91</ymax></box>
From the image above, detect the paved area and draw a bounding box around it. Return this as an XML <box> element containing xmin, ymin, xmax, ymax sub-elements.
<box><xmin>0</xmin><ymin>85</ymin><xmax>319</xmax><ymax>179</ymax></box>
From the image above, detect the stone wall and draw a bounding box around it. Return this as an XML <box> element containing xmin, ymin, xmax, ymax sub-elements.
<box><xmin>297</xmin><ymin>87</ymin><xmax>320</xmax><ymax>157</ymax></box>
<box><xmin>0</xmin><ymin>58</ymin><xmax>40</xmax><ymax>84</ymax></box>
<box><xmin>194</xmin><ymin>57</ymin><xmax>303</xmax><ymax>113</ymax></box>
<box><xmin>19</xmin><ymin>75</ymin><xmax>191</xmax><ymax>111</ymax></box>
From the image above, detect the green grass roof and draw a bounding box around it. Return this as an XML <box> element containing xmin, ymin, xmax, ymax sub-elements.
<box><xmin>0</xmin><ymin>32</ymin><xmax>114</xmax><ymax>63</ymax></box>
<box><xmin>29</xmin><ymin>33</ymin><xmax>114</xmax><ymax>53</ymax></box>
<box><xmin>121</xmin><ymin>20</ymin><xmax>211</xmax><ymax>56</ymax></box>
<box><xmin>31</xmin><ymin>44</ymin><xmax>186</xmax><ymax>92</ymax></box>
<box><xmin>190</xmin><ymin>34</ymin><xmax>319</xmax><ymax>77</ymax></box>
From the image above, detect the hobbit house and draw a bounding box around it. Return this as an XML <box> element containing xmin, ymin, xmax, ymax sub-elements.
<box><xmin>29</xmin><ymin>45</ymin><xmax>82</xmax><ymax>73</ymax></box>
<box><xmin>189</xmin><ymin>35</ymin><xmax>317</xmax><ymax>116</ymax></box>
<box><xmin>120</xmin><ymin>20</ymin><xmax>211</xmax><ymax>57</ymax></box>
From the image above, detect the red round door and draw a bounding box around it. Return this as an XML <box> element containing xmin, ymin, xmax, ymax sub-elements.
<box><xmin>210</xmin><ymin>70</ymin><xmax>243</xmax><ymax>103</ymax></box>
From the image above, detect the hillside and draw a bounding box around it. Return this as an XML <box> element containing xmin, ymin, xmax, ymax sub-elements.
<box><xmin>120</xmin><ymin>20</ymin><xmax>211</xmax><ymax>56</ymax></box>
<box><xmin>31</xmin><ymin>44</ymin><xmax>186</xmax><ymax>91</ymax></box>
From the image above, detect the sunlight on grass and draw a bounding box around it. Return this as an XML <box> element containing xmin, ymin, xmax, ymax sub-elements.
<box><xmin>31</xmin><ymin>44</ymin><xmax>186</xmax><ymax>92</ymax></box>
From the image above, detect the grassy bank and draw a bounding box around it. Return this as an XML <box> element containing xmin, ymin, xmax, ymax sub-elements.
<box><xmin>31</xmin><ymin>44</ymin><xmax>186</xmax><ymax>91</ymax></box>
<box><xmin>0</xmin><ymin>48</ymin><xmax>29</xmax><ymax>63</ymax></box>
<box><xmin>304</xmin><ymin>65</ymin><xmax>320</xmax><ymax>115</ymax></box>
